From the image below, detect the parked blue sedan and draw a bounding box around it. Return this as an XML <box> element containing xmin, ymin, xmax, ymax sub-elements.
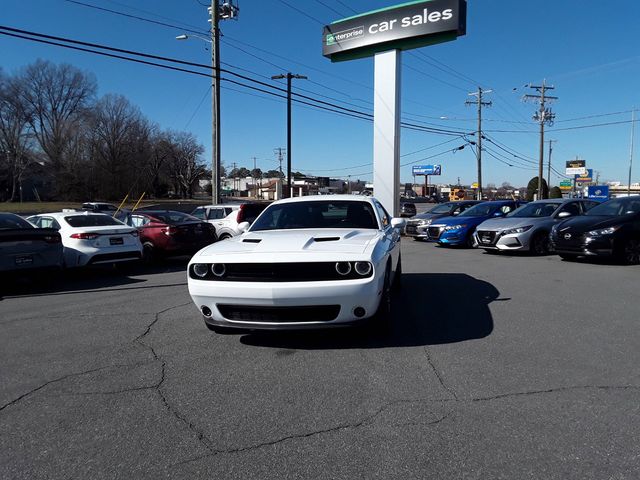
<box><xmin>426</xmin><ymin>200</ymin><xmax>526</xmax><ymax>247</ymax></box>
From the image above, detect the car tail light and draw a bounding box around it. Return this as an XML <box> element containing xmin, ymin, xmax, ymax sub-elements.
<box><xmin>70</xmin><ymin>232</ymin><xmax>99</xmax><ymax>240</ymax></box>
<box><xmin>161</xmin><ymin>226</ymin><xmax>178</xmax><ymax>236</ymax></box>
<box><xmin>236</xmin><ymin>204</ymin><xmax>246</xmax><ymax>223</ymax></box>
<box><xmin>44</xmin><ymin>234</ymin><xmax>61</xmax><ymax>243</ymax></box>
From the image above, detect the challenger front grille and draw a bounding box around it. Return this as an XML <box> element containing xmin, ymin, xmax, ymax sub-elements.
<box><xmin>189</xmin><ymin>262</ymin><xmax>373</xmax><ymax>281</ymax></box>
<box><xmin>217</xmin><ymin>305</ymin><xmax>341</xmax><ymax>323</ymax></box>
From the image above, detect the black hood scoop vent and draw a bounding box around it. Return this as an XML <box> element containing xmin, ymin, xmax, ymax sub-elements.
<box><xmin>313</xmin><ymin>236</ymin><xmax>340</xmax><ymax>242</ymax></box>
<box><xmin>242</xmin><ymin>238</ymin><xmax>262</xmax><ymax>243</ymax></box>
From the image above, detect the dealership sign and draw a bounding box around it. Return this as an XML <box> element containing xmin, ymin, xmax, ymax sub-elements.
<box><xmin>575</xmin><ymin>169</ymin><xmax>593</xmax><ymax>184</ymax></box>
<box><xmin>412</xmin><ymin>164</ymin><xmax>442</xmax><ymax>175</ymax></box>
<box><xmin>588</xmin><ymin>185</ymin><xmax>609</xmax><ymax>200</ymax></box>
<box><xmin>566</xmin><ymin>159</ymin><xmax>586</xmax><ymax>176</ymax></box>
<box><xmin>322</xmin><ymin>0</ymin><xmax>467</xmax><ymax>62</ymax></box>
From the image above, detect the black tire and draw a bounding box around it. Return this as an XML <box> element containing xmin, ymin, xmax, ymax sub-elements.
<box><xmin>465</xmin><ymin>232</ymin><xmax>476</xmax><ymax>248</ymax></box>
<box><xmin>392</xmin><ymin>253</ymin><xmax>402</xmax><ymax>291</ymax></box>
<box><xmin>619</xmin><ymin>238</ymin><xmax>640</xmax><ymax>265</ymax></box>
<box><xmin>142</xmin><ymin>242</ymin><xmax>155</xmax><ymax>264</ymax></box>
<box><xmin>371</xmin><ymin>266</ymin><xmax>392</xmax><ymax>330</ymax></box>
<box><xmin>559</xmin><ymin>253</ymin><xmax>578</xmax><ymax>261</ymax></box>
<box><xmin>218</xmin><ymin>233</ymin><xmax>232</xmax><ymax>241</ymax></box>
<box><xmin>530</xmin><ymin>231</ymin><xmax>550</xmax><ymax>256</ymax></box>
<box><xmin>412</xmin><ymin>237</ymin><xmax>423</xmax><ymax>242</ymax></box>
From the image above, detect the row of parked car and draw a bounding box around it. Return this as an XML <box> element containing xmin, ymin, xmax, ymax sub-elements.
<box><xmin>0</xmin><ymin>201</ymin><xmax>268</xmax><ymax>275</ymax></box>
<box><xmin>405</xmin><ymin>196</ymin><xmax>640</xmax><ymax>264</ymax></box>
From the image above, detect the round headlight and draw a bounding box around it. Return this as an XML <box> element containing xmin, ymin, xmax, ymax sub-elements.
<box><xmin>193</xmin><ymin>263</ymin><xmax>209</xmax><ymax>278</ymax></box>
<box><xmin>211</xmin><ymin>263</ymin><xmax>226</xmax><ymax>277</ymax></box>
<box><xmin>354</xmin><ymin>261</ymin><xmax>372</xmax><ymax>276</ymax></box>
<box><xmin>335</xmin><ymin>262</ymin><xmax>352</xmax><ymax>276</ymax></box>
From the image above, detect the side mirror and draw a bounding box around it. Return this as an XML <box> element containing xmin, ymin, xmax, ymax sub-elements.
<box><xmin>390</xmin><ymin>218</ymin><xmax>406</xmax><ymax>229</ymax></box>
<box><xmin>493</xmin><ymin>211</ymin><xmax>504</xmax><ymax>217</ymax></box>
<box><xmin>557</xmin><ymin>211</ymin><xmax>571</xmax><ymax>218</ymax></box>
<box><xmin>238</xmin><ymin>221</ymin><xmax>250</xmax><ymax>233</ymax></box>
<box><xmin>452</xmin><ymin>211</ymin><xmax>460</xmax><ymax>216</ymax></box>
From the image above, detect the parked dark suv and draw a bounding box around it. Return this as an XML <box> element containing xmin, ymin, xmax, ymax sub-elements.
<box><xmin>550</xmin><ymin>196</ymin><xmax>640</xmax><ymax>264</ymax></box>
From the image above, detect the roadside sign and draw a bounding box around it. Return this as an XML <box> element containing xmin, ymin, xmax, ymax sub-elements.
<box><xmin>566</xmin><ymin>159</ymin><xmax>586</xmax><ymax>176</ymax></box>
<box><xmin>575</xmin><ymin>169</ymin><xmax>593</xmax><ymax>184</ymax></box>
<box><xmin>559</xmin><ymin>180</ymin><xmax>573</xmax><ymax>191</ymax></box>
<box><xmin>451</xmin><ymin>188</ymin><xmax>465</xmax><ymax>200</ymax></box>
<box><xmin>471</xmin><ymin>182</ymin><xmax>479</xmax><ymax>188</ymax></box>
<box><xmin>588</xmin><ymin>185</ymin><xmax>609</xmax><ymax>200</ymax></box>
<box><xmin>440</xmin><ymin>187</ymin><xmax>451</xmax><ymax>193</ymax></box>
<box><xmin>323</xmin><ymin>0</ymin><xmax>467</xmax><ymax>62</ymax></box>
<box><xmin>412</xmin><ymin>164</ymin><xmax>442</xmax><ymax>176</ymax></box>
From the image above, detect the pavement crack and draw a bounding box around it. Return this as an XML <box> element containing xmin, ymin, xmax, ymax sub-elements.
<box><xmin>133</xmin><ymin>302</ymin><xmax>191</xmax><ymax>345</ymax></box>
<box><xmin>0</xmin><ymin>364</ymin><xmax>142</xmax><ymax>413</ymax></box>
<box><xmin>424</xmin><ymin>347</ymin><xmax>459</xmax><ymax>401</ymax></box>
<box><xmin>172</xmin><ymin>397</ymin><xmax>446</xmax><ymax>468</ymax></box>
<box><xmin>472</xmin><ymin>384</ymin><xmax>640</xmax><ymax>402</ymax></box>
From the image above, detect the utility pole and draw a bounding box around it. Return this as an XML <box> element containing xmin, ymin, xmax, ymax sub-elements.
<box><xmin>629</xmin><ymin>108</ymin><xmax>636</xmax><ymax>197</ymax></box>
<box><xmin>274</xmin><ymin>147</ymin><xmax>285</xmax><ymax>179</ymax></box>
<box><xmin>524</xmin><ymin>80</ymin><xmax>557</xmax><ymax>199</ymax></box>
<box><xmin>547</xmin><ymin>139</ymin><xmax>556</xmax><ymax>188</ymax></box>
<box><xmin>208</xmin><ymin>0</ymin><xmax>238</xmax><ymax>204</ymax></box>
<box><xmin>251</xmin><ymin>156</ymin><xmax>257</xmax><ymax>198</ymax></box>
<box><xmin>466</xmin><ymin>87</ymin><xmax>492</xmax><ymax>200</ymax></box>
<box><xmin>271</xmin><ymin>73</ymin><xmax>307</xmax><ymax>198</ymax></box>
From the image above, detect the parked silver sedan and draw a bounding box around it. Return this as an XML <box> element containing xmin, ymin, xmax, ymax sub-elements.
<box><xmin>474</xmin><ymin>199</ymin><xmax>600</xmax><ymax>254</ymax></box>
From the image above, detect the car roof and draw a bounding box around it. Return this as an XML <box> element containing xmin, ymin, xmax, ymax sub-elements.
<box><xmin>199</xmin><ymin>204</ymin><xmax>241</xmax><ymax>209</ymax></box>
<box><xmin>526</xmin><ymin>199</ymin><xmax>567</xmax><ymax>204</ymax></box>
<box><xmin>30</xmin><ymin>211</ymin><xmax>114</xmax><ymax>218</ymax></box>
<box><xmin>273</xmin><ymin>194</ymin><xmax>376</xmax><ymax>205</ymax></box>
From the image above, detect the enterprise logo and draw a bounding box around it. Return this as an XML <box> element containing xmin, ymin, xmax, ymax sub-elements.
<box><xmin>326</xmin><ymin>26</ymin><xmax>364</xmax><ymax>46</ymax></box>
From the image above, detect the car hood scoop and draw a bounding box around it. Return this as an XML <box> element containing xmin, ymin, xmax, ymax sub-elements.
<box><xmin>200</xmin><ymin>229</ymin><xmax>379</xmax><ymax>256</ymax></box>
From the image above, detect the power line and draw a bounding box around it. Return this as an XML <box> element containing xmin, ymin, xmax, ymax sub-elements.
<box><xmin>335</xmin><ymin>0</ymin><xmax>358</xmax><ymax>14</ymax></box>
<box><xmin>312</xmin><ymin>0</ymin><xmax>347</xmax><ymax>17</ymax></box>
<box><xmin>184</xmin><ymin>84</ymin><xmax>212</xmax><ymax>129</ymax></box>
<box><xmin>274</xmin><ymin>0</ymin><xmax>325</xmax><ymax>25</ymax></box>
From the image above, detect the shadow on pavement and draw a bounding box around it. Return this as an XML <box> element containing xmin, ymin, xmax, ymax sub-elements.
<box><xmin>240</xmin><ymin>273</ymin><xmax>500</xmax><ymax>350</ymax></box>
<box><xmin>0</xmin><ymin>256</ymin><xmax>189</xmax><ymax>298</ymax></box>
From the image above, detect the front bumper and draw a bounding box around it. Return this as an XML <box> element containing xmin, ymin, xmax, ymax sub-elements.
<box><xmin>474</xmin><ymin>230</ymin><xmax>532</xmax><ymax>251</ymax></box>
<box><xmin>437</xmin><ymin>229</ymin><xmax>470</xmax><ymax>245</ymax></box>
<box><xmin>404</xmin><ymin>222</ymin><xmax>430</xmax><ymax>239</ymax></box>
<box><xmin>188</xmin><ymin>275</ymin><xmax>384</xmax><ymax>330</ymax></box>
<box><xmin>550</xmin><ymin>235</ymin><xmax>615</xmax><ymax>257</ymax></box>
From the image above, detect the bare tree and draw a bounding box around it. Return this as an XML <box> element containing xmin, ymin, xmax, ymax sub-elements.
<box><xmin>17</xmin><ymin>60</ymin><xmax>96</xmax><ymax>198</ymax></box>
<box><xmin>165</xmin><ymin>131</ymin><xmax>206</xmax><ymax>198</ymax></box>
<box><xmin>0</xmin><ymin>72</ymin><xmax>35</xmax><ymax>202</ymax></box>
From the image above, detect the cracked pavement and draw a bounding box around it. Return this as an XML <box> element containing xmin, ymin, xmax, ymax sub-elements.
<box><xmin>1</xmin><ymin>245</ymin><xmax>639</xmax><ymax>479</ymax></box>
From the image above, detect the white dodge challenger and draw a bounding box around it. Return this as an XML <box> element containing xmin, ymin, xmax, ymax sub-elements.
<box><xmin>187</xmin><ymin>195</ymin><xmax>405</xmax><ymax>332</ymax></box>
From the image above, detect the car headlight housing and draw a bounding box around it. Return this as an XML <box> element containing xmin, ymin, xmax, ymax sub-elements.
<box><xmin>192</xmin><ymin>263</ymin><xmax>209</xmax><ymax>278</ymax></box>
<box><xmin>502</xmin><ymin>225</ymin><xmax>533</xmax><ymax>235</ymax></box>
<box><xmin>444</xmin><ymin>224</ymin><xmax>466</xmax><ymax>231</ymax></box>
<box><xmin>418</xmin><ymin>218</ymin><xmax>432</xmax><ymax>226</ymax></box>
<box><xmin>587</xmin><ymin>226</ymin><xmax>621</xmax><ymax>237</ymax></box>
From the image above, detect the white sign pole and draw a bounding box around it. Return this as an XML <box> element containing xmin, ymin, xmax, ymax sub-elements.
<box><xmin>373</xmin><ymin>49</ymin><xmax>401</xmax><ymax>217</ymax></box>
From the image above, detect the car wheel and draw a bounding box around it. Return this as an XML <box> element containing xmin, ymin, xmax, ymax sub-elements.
<box><xmin>412</xmin><ymin>237</ymin><xmax>423</xmax><ymax>242</ymax></box>
<box><xmin>392</xmin><ymin>253</ymin><xmax>402</xmax><ymax>291</ymax></box>
<box><xmin>372</xmin><ymin>266</ymin><xmax>392</xmax><ymax>329</ymax></box>
<box><xmin>465</xmin><ymin>232</ymin><xmax>476</xmax><ymax>248</ymax></box>
<box><xmin>530</xmin><ymin>232</ymin><xmax>550</xmax><ymax>255</ymax></box>
<box><xmin>142</xmin><ymin>242</ymin><xmax>155</xmax><ymax>264</ymax></box>
<box><xmin>621</xmin><ymin>238</ymin><xmax>640</xmax><ymax>265</ymax></box>
<box><xmin>218</xmin><ymin>233</ymin><xmax>232</xmax><ymax>241</ymax></box>
<box><xmin>559</xmin><ymin>254</ymin><xmax>578</xmax><ymax>261</ymax></box>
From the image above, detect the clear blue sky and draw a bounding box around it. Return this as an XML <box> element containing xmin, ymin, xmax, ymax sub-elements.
<box><xmin>2</xmin><ymin>0</ymin><xmax>639</xmax><ymax>188</ymax></box>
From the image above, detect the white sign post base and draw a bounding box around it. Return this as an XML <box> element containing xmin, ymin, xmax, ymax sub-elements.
<box><xmin>373</xmin><ymin>49</ymin><xmax>401</xmax><ymax>217</ymax></box>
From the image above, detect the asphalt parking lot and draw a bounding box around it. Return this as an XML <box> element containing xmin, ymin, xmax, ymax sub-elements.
<box><xmin>1</xmin><ymin>243</ymin><xmax>639</xmax><ymax>479</ymax></box>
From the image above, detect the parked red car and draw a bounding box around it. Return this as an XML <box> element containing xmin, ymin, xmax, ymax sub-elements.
<box><xmin>128</xmin><ymin>210</ymin><xmax>217</xmax><ymax>262</ymax></box>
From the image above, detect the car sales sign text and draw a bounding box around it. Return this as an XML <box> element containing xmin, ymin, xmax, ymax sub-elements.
<box><xmin>323</xmin><ymin>0</ymin><xmax>467</xmax><ymax>62</ymax></box>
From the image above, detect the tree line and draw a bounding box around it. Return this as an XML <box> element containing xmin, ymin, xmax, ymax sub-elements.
<box><xmin>0</xmin><ymin>60</ymin><xmax>208</xmax><ymax>202</ymax></box>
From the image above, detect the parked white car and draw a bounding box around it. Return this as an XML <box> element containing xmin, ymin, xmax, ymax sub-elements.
<box><xmin>190</xmin><ymin>203</ymin><xmax>267</xmax><ymax>240</ymax></box>
<box><xmin>26</xmin><ymin>212</ymin><xmax>143</xmax><ymax>267</ymax></box>
<box><xmin>187</xmin><ymin>195</ymin><xmax>405</xmax><ymax>333</ymax></box>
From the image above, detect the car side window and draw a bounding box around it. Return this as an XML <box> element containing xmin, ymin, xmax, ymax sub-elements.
<box><xmin>581</xmin><ymin>201</ymin><xmax>599</xmax><ymax>212</ymax></box>
<box><xmin>558</xmin><ymin>202</ymin><xmax>581</xmax><ymax>217</ymax></box>
<box><xmin>39</xmin><ymin>217</ymin><xmax>60</xmax><ymax>229</ymax></box>
<box><xmin>131</xmin><ymin>215</ymin><xmax>148</xmax><ymax>227</ymax></box>
<box><xmin>373</xmin><ymin>201</ymin><xmax>390</xmax><ymax>228</ymax></box>
<box><xmin>209</xmin><ymin>208</ymin><xmax>226</xmax><ymax>220</ymax></box>
<box><xmin>191</xmin><ymin>207</ymin><xmax>206</xmax><ymax>220</ymax></box>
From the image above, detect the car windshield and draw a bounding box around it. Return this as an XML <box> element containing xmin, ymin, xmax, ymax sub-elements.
<box><xmin>430</xmin><ymin>203</ymin><xmax>455</xmax><ymax>214</ymax></box>
<box><xmin>250</xmin><ymin>200</ymin><xmax>378</xmax><ymax>231</ymax></box>
<box><xmin>65</xmin><ymin>215</ymin><xmax>124</xmax><ymax>227</ymax></box>
<box><xmin>459</xmin><ymin>204</ymin><xmax>499</xmax><ymax>217</ymax></box>
<box><xmin>508</xmin><ymin>202</ymin><xmax>559</xmax><ymax>218</ymax></box>
<box><xmin>0</xmin><ymin>214</ymin><xmax>33</xmax><ymax>229</ymax></box>
<box><xmin>147</xmin><ymin>211</ymin><xmax>199</xmax><ymax>224</ymax></box>
<box><xmin>585</xmin><ymin>197</ymin><xmax>640</xmax><ymax>216</ymax></box>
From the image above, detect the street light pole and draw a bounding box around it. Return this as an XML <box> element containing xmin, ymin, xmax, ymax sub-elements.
<box><xmin>210</xmin><ymin>0</ymin><xmax>221</xmax><ymax>205</ymax></box>
<box><xmin>272</xmin><ymin>72</ymin><xmax>307</xmax><ymax>198</ymax></box>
